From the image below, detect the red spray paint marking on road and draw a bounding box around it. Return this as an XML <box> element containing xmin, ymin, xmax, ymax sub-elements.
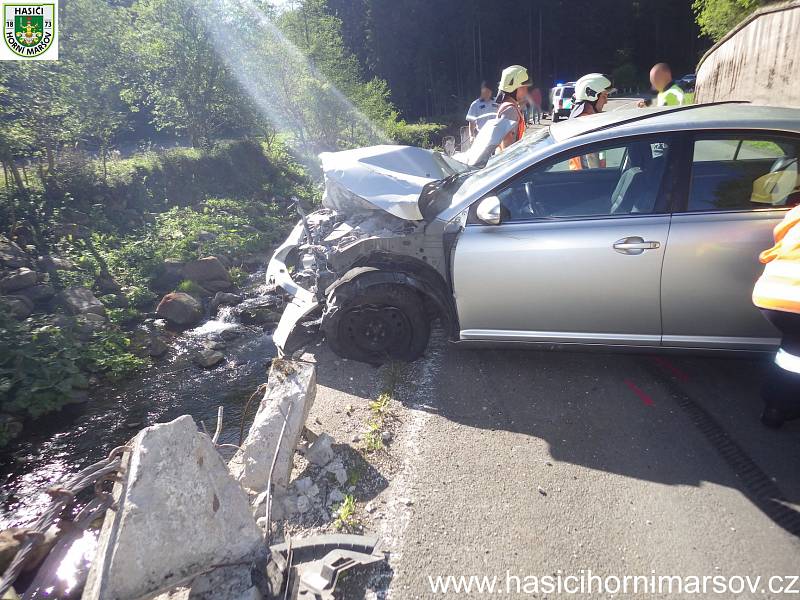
<box><xmin>624</xmin><ymin>379</ymin><xmax>655</xmax><ymax>407</ymax></box>
<box><xmin>650</xmin><ymin>356</ymin><xmax>690</xmax><ymax>382</ymax></box>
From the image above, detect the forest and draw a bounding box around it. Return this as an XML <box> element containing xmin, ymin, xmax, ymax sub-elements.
<box><xmin>0</xmin><ymin>0</ymin><xmax>769</xmax><ymax>446</ymax></box>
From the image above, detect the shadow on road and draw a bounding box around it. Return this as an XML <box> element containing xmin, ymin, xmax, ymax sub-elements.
<box><xmin>312</xmin><ymin>338</ymin><xmax>800</xmax><ymax>539</ymax></box>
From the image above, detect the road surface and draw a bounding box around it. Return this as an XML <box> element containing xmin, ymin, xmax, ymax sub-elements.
<box><xmin>303</xmin><ymin>334</ymin><xmax>800</xmax><ymax>598</ymax></box>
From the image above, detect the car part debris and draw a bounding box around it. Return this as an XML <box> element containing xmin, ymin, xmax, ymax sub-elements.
<box><xmin>266</xmin><ymin>534</ymin><xmax>384</xmax><ymax>600</ymax></box>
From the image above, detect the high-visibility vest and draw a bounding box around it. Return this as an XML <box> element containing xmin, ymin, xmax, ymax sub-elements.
<box><xmin>497</xmin><ymin>101</ymin><xmax>526</xmax><ymax>142</ymax></box>
<box><xmin>753</xmin><ymin>205</ymin><xmax>800</xmax><ymax>315</ymax></box>
<box><xmin>657</xmin><ymin>82</ymin><xmax>695</xmax><ymax>107</ymax></box>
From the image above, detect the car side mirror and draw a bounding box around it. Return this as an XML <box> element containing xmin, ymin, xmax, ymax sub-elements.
<box><xmin>476</xmin><ymin>196</ymin><xmax>502</xmax><ymax>225</ymax></box>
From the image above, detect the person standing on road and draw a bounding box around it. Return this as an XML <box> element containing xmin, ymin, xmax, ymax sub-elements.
<box><xmin>567</xmin><ymin>73</ymin><xmax>615</xmax><ymax>169</ymax></box>
<box><xmin>639</xmin><ymin>63</ymin><xmax>695</xmax><ymax>107</ymax></box>
<box><xmin>753</xmin><ymin>205</ymin><xmax>800</xmax><ymax>428</ymax></box>
<box><xmin>466</xmin><ymin>82</ymin><xmax>499</xmax><ymax>140</ymax></box>
<box><xmin>529</xmin><ymin>87</ymin><xmax>543</xmax><ymax>124</ymax></box>
<box><xmin>496</xmin><ymin>65</ymin><xmax>531</xmax><ymax>151</ymax></box>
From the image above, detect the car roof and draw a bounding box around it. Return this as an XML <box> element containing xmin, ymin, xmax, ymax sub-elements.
<box><xmin>549</xmin><ymin>102</ymin><xmax>800</xmax><ymax>143</ymax></box>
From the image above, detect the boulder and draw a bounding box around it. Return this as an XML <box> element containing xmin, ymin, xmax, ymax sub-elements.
<box><xmin>17</xmin><ymin>284</ymin><xmax>55</xmax><ymax>304</ymax></box>
<box><xmin>58</xmin><ymin>287</ymin><xmax>106</xmax><ymax>316</ymax></box>
<box><xmin>0</xmin><ymin>236</ymin><xmax>32</xmax><ymax>269</ymax></box>
<box><xmin>229</xmin><ymin>360</ymin><xmax>316</xmax><ymax>492</ymax></box>
<box><xmin>151</xmin><ymin>260</ymin><xmax>185</xmax><ymax>294</ymax></box>
<box><xmin>0</xmin><ymin>267</ymin><xmax>37</xmax><ymax>292</ymax></box>
<box><xmin>156</xmin><ymin>292</ymin><xmax>202</xmax><ymax>327</ymax></box>
<box><xmin>211</xmin><ymin>292</ymin><xmax>243</xmax><ymax>312</ymax></box>
<box><xmin>95</xmin><ymin>273</ymin><xmax>123</xmax><ymax>295</ymax></box>
<box><xmin>83</xmin><ymin>416</ymin><xmax>263</xmax><ymax>600</ymax></box>
<box><xmin>149</xmin><ymin>336</ymin><xmax>170</xmax><ymax>357</ymax></box>
<box><xmin>202</xmin><ymin>279</ymin><xmax>233</xmax><ymax>293</ymax></box>
<box><xmin>194</xmin><ymin>349</ymin><xmax>224</xmax><ymax>369</ymax></box>
<box><xmin>37</xmin><ymin>255</ymin><xmax>74</xmax><ymax>273</ymax></box>
<box><xmin>3</xmin><ymin>295</ymin><xmax>32</xmax><ymax>319</ymax></box>
<box><xmin>184</xmin><ymin>257</ymin><xmax>230</xmax><ymax>285</ymax></box>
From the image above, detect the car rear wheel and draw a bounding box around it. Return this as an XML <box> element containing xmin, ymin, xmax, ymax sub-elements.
<box><xmin>323</xmin><ymin>283</ymin><xmax>431</xmax><ymax>365</ymax></box>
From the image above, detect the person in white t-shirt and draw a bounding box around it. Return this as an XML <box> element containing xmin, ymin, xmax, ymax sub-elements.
<box><xmin>465</xmin><ymin>81</ymin><xmax>499</xmax><ymax>139</ymax></box>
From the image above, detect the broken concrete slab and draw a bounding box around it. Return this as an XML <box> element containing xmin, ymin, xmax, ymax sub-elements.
<box><xmin>306</xmin><ymin>433</ymin><xmax>335</xmax><ymax>466</ymax></box>
<box><xmin>229</xmin><ymin>360</ymin><xmax>316</xmax><ymax>493</ymax></box>
<box><xmin>83</xmin><ymin>415</ymin><xmax>263</xmax><ymax>600</ymax></box>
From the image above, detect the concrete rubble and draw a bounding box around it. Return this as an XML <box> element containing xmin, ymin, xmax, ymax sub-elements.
<box><xmin>82</xmin><ymin>415</ymin><xmax>263</xmax><ymax>600</ymax></box>
<box><xmin>229</xmin><ymin>359</ymin><xmax>317</xmax><ymax>493</ymax></box>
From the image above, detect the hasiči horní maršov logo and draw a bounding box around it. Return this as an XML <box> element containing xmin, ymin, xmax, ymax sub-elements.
<box><xmin>4</xmin><ymin>3</ymin><xmax>55</xmax><ymax>58</ymax></box>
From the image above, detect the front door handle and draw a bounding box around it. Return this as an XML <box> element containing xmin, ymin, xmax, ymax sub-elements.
<box><xmin>613</xmin><ymin>236</ymin><xmax>661</xmax><ymax>255</ymax></box>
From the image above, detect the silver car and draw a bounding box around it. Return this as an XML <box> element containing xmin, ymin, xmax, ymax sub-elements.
<box><xmin>268</xmin><ymin>103</ymin><xmax>800</xmax><ymax>364</ymax></box>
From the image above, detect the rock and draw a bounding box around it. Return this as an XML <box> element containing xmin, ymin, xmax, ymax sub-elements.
<box><xmin>183</xmin><ymin>257</ymin><xmax>230</xmax><ymax>285</ymax></box>
<box><xmin>149</xmin><ymin>336</ymin><xmax>169</xmax><ymax>357</ymax></box>
<box><xmin>0</xmin><ymin>236</ymin><xmax>32</xmax><ymax>268</ymax></box>
<box><xmin>229</xmin><ymin>360</ymin><xmax>316</xmax><ymax>492</ymax></box>
<box><xmin>156</xmin><ymin>292</ymin><xmax>202</xmax><ymax>327</ymax></box>
<box><xmin>194</xmin><ymin>349</ymin><xmax>224</xmax><ymax>369</ymax></box>
<box><xmin>256</xmin><ymin>517</ymin><xmax>269</xmax><ymax>530</ymax></box>
<box><xmin>37</xmin><ymin>255</ymin><xmax>74</xmax><ymax>273</ymax></box>
<box><xmin>202</xmin><ymin>279</ymin><xmax>233</xmax><ymax>293</ymax></box>
<box><xmin>0</xmin><ymin>268</ymin><xmax>38</xmax><ymax>293</ymax></box>
<box><xmin>306</xmin><ymin>433</ymin><xmax>335</xmax><ymax>467</ymax></box>
<box><xmin>2</xmin><ymin>295</ymin><xmax>32</xmax><ymax>319</ymax></box>
<box><xmin>323</xmin><ymin>459</ymin><xmax>347</xmax><ymax>486</ymax></box>
<box><xmin>82</xmin><ymin>416</ymin><xmax>262</xmax><ymax>600</ymax></box>
<box><xmin>17</xmin><ymin>284</ymin><xmax>55</xmax><ymax>304</ymax></box>
<box><xmin>151</xmin><ymin>260</ymin><xmax>185</xmax><ymax>294</ymax></box>
<box><xmin>58</xmin><ymin>287</ymin><xmax>106</xmax><ymax>316</ymax></box>
<box><xmin>0</xmin><ymin>414</ymin><xmax>23</xmax><ymax>444</ymax></box>
<box><xmin>95</xmin><ymin>273</ymin><xmax>122</xmax><ymax>295</ymax></box>
<box><xmin>294</xmin><ymin>477</ymin><xmax>314</xmax><ymax>494</ymax></box>
<box><xmin>381</xmin><ymin>430</ymin><xmax>392</xmax><ymax>443</ymax></box>
<box><xmin>328</xmin><ymin>489</ymin><xmax>345</xmax><ymax>506</ymax></box>
<box><xmin>211</xmin><ymin>292</ymin><xmax>243</xmax><ymax>312</ymax></box>
<box><xmin>296</xmin><ymin>495</ymin><xmax>311</xmax><ymax>514</ymax></box>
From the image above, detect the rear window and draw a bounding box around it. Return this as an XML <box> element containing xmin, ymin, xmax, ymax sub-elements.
<box><xmin>562</xmin><ymin>87</ymin><xmax>574</xmax><ymax>97</ymax></box>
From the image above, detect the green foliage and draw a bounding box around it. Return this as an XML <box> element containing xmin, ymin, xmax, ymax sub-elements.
<box><xmin>176</xmin><ymin>279</ymin><xmax>206</xmax><ymax>296</ymax></box>
<box><xmin>80</xmin><ymin>330</ymin><xmax>149</xmax><ymax>380</ymax></box>
<box><xmin>693</xmin><ymin>0</ymin><xmax>763</xmax><ymax>41</ymax></box>
<box><xmin>332</xmin><ymin>494</ymin><xmax>360</xmax><ymax>531</ymax></box>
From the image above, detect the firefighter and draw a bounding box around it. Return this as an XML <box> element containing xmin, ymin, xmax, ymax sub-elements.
<box><xmin>496</xmin><ymin>65</ymin><xmax>531</xmax><ymax>151</ymax></box>
<box><xmin>569</xmin><ymin>73</ymin><xmax>615</xmax><ymax>119</ymax></box>
<box><xmin>752</xmin><ymin>204</ymin><xmax>800</xmax><ymax>428</ymax></box>
<box><xmin>568</xmin><ymin>73</ymin><xmax>615</xmax><ymax>169</ymax></box>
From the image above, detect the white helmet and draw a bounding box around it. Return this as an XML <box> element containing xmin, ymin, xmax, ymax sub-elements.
<box><xmin>499</xmin><ymin>65</ymin><xmax>530</xmax><ymax>93</ymax></box>
<box><xmin>574</xmin><ymin>73</ymin><xmax>615</xmax><ymax>102</ymax></box>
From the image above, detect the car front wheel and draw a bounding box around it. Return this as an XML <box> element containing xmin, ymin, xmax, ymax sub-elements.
<box><xmin>322</xmin><ymin>283</ymin><xmax>431</xmax><ymax>365</ymax></box>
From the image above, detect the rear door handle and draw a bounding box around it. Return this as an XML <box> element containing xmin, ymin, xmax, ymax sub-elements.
<box><xmin>613</xmin><ymin>236</ymin><xmax>661</xmax><ymax>255</ymax></box>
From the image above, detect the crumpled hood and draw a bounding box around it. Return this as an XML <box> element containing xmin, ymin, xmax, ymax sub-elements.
<box><xmin>319</xmin><ymin>145</ymin><xmax>457</xmax><ymax>221</ymax></box>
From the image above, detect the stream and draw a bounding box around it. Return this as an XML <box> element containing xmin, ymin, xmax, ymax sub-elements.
<box><xmin>0</xmin><ymin>270</ymin><xmax>281</xmax><ymax>531</ymax></box>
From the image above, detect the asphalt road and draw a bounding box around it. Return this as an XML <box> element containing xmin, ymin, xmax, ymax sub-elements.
<box><xmin>304</xmin><ymin>335</ymin><xmax>800</xmax><ymax>599</ymax></box>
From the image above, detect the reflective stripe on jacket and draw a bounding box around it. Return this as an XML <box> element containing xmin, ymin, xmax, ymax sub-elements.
<box><xmin>753</xmin><ymin>205</ymin><xmax>800</xmax><ymax>314</ymax></box>
<box><xmin>497</xmin><ymin>101</ymin><xmax>526</xmax><ymax>142</ymax></box>
<box><xmin>657</xmin><ymin>83</ymin><xmax>695</xmax><ymax>107</ymax></box>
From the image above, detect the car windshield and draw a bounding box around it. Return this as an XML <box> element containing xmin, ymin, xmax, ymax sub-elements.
<box><xmin>419</xmin><ymin>128</ymin><xmax>553</xmax><ymax>220</ymax></box>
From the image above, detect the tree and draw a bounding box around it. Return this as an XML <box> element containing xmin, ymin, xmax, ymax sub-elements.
<box><xmin>692</xmin><ymin>0</ymin><xmax>763</xmax><ymax>41</ymax></box>
<box><xmin>123</xmin><ymin>0</ymin><xmax>247</xmax><ymax>146</ymax></box>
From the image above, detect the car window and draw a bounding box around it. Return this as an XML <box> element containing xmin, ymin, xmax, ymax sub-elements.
<box><xmin>494</xmin><ymin>137</ymin><xmax>670</xmax><ymax>221</ymax></box>
<box><xmin>687</xmin><ymin>136</ymin><xmax>800</xmax><ymax>211</ymax></box>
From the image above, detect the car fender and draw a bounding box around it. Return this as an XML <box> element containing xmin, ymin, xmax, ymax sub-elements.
<box><xmin>323</xmin><ymin>263</ymin><xmax>459</xmax><ymax>338</ymax></box>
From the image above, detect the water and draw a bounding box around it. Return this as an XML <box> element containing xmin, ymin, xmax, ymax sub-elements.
<box><xmin>0</xmin><ymin>271</ymin><xmax>279</xmax><ymax>530</ymax></box>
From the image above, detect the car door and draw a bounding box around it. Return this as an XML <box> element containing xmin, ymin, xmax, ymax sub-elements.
<box><xmin>452</xmin><ymin>134</ymin><xmax>677</xmax><ymax>346</ymax></box>
<box><xmin>661</xmin><ymin>132</ymin><xmax>800</xmax><ymax>350</ymax></box>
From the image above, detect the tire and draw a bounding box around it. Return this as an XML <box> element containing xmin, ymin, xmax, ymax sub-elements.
<box><xmin>322</xmin><ymin>283</ymin><xmax>431</xmax><ymax>365</ymax></box>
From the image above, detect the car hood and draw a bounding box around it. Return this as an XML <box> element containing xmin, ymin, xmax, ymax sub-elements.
<box><xmin>319</xmin><ymin>145</ymin><xmax>464</xmax><ymax>221</ymax></box>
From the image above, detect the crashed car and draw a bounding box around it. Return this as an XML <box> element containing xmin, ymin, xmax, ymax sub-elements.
<box><xmin>268</xmin><ymin>103</ymin><xmax>800</xmax><ymax>364</ymax></box>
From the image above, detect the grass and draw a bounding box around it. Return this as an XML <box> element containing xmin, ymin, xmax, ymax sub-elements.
<box><xmin>360</xmin><ymin>361</ymin><xmax>406</xmax><ymax>453</ymax></box>
<box><xmin>332</xmin><ymin>494</ymin><xmax>360</xmax><ymax>531</ymax></box>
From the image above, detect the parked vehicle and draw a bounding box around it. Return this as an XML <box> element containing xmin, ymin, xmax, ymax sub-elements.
<box><xmin>550</xmin><ymin>83</ymin><xmax>575</xmax><ymax>122</ymax></box>
<box><xmin>268</xmin><ymin>103</ymin><xmax>800</xmax><ymax>364</ymax></box>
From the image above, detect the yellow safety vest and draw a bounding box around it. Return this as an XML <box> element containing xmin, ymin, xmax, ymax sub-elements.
<box><xmin>753</xmin><ymin>205</ymin><xmax>800</xmax><ymax>315</ymax></box>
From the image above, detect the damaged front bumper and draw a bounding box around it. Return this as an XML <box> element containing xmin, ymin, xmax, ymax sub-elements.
<box><xmin>266</xmin><ymin>221</ymin><xmax>321</xmax><ymax>355</ymax></box>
